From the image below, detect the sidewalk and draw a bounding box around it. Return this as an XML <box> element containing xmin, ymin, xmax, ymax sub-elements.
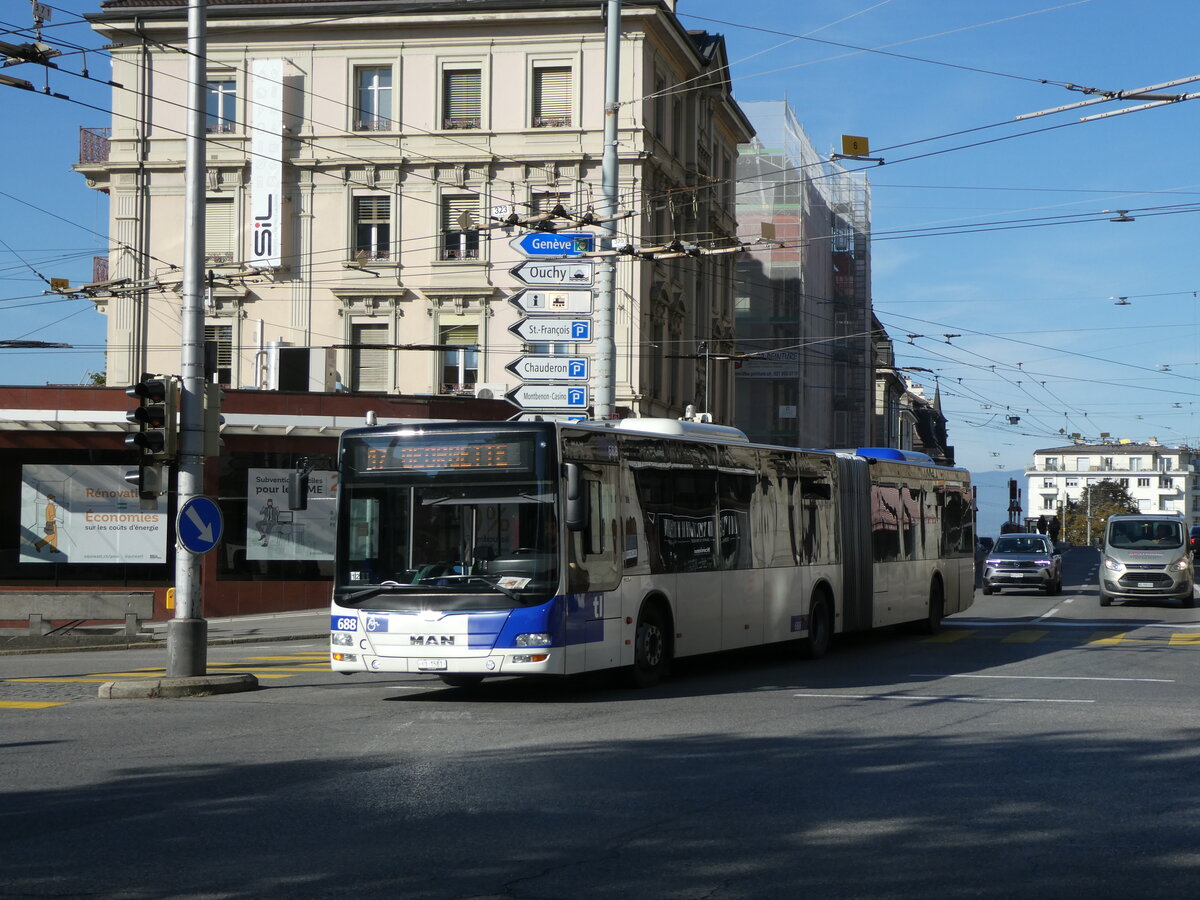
<box><xmin>0</xmin><ymin>608</ymin><xmax>329</xmax><ymax>654</ymax></box>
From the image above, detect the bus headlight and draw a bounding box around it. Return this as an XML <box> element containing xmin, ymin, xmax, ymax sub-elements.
<box><xmin>1103</xmin><ymin>556</ymin><xmax>1124</xmax><ymax>573</ymax></box>
<box><xmin>331</xmin><ymin>632</ymin><xmax>354</xmax><ymax>646</ymax></box>
<box><xmin>515</xmin><ymin>633</ymin><xmax>552</xmax><ymax>647</ymax></box>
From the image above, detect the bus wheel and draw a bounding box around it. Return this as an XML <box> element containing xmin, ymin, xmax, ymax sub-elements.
<box><xmin>798</xmin><ymin>595</ymin><xmax>832</xmax><ymax>660</ymax></box>
<box><xmin>439</xmin><ymin>674</ymin><xmax>484</xmax><ymax>689</ymax></box>
<box><xmin>624</xmin><ymin>602</ymin><xmax>670</xmax><ymax>688</ymax></box>
<box><xmin>919</xmin><ymin>580</ymin><xmax>944</xmax><ymax>635</ymax></box>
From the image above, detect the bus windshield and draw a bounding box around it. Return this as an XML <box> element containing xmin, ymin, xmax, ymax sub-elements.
<box><xmin>336</xmin><ymin>432</ymin><xmax>560</xmax><ymax>609</ymax></box>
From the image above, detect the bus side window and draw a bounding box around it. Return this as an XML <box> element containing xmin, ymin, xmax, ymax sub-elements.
<box><xmin>569</xmin><ymin>466</ymin><xmax>620</xmax><ymax>592</ymax></box>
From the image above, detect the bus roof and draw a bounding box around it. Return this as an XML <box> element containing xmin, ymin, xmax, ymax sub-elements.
<box><xmin>855</xmin><ymin>447</ymin><xmax>938</xmax><ymax>464</ymax></box>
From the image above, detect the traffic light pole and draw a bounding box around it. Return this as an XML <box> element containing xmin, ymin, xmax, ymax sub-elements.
<box><xmin>168</xmin><ymin>0</ymin><xmax>209</xmax><ymax>677</ymax></box>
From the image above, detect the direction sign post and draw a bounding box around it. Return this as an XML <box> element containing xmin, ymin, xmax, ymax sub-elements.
<box><xmin>508</xmin><ymin>288</ymin><xmax>594</xmax><ymax>315</ymax></box>
<box><xmin>506</xmin><ymin>385</ymin><xmax>589</xmax><ymax>410</ymax></box>
<box><xmin>510</xmin><ymin>260</ymin><xmax>595</xmax><ymax>287</ymax></box>
<box><xmin>505</xmin><ymin>356</ymin><xmax>589</xmax><ymax>381</ymax></box>
<box><xmin>509</xmin><ymin>318</ymin><xmax>592</xmax><ymax>343</ymax></box>
<box><xmin>509</xmin><ymin>232</ymin><xmax>595</xmax><ymax>257</ymax></box>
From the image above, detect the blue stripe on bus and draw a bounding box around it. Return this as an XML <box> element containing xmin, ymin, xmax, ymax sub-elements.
<box><xmin>488</xmin><ymin>595</ymin><xmax>605</xmax><ymax>648</ymax></box>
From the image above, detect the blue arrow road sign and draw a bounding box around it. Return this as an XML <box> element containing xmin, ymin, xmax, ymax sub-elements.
<box><xmin>177</xmin><ymin>495</ymin><xmax>223</xmax><ymax>555</ymax></box>
<box><xmin>510</xmin><ymin>232</ymin><xmax>595</xmax><ymax>257</ymax></box>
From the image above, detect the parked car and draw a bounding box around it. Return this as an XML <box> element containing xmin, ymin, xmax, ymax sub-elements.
<box><xmin>981</xmin><ymin>533</ymin><xmax>1062</xmax><ymax>595</ymax></box>
<box><xmin>1189</xmin><ymin>524</ymin><xmax>1200</xmax><ymax>552</ymax></box>
<box><xmin>976</xmin><ymin>536</ymin><xmax>994</xmax><ymax>554</ymax></box>
<box><xmin>1099</xmin><ymin>514</ymin><xmax>1194</xmax><ymax>608</ymax></box>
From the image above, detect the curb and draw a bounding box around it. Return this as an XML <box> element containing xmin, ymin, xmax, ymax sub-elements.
<box><xmin>98</xmin><ymin>673</ymin><xmax>259</xmax><ymax>699</ymax></box>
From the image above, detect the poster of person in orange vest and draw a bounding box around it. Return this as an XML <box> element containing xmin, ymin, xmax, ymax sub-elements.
<box><xmin>31</xmin><ymin>493</ymin><xmax>62</xmax><ymax>554</ymax></box>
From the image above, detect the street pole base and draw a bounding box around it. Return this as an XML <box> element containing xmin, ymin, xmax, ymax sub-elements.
<box><xmin>166</xmin><ymin>617</ymin><xmax>208</xmax><ymax>677</ymax></box>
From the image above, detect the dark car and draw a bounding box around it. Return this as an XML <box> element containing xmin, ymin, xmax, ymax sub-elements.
<box><xmin>981</xmin><ymin>533</ymin><xmax>1063</xmax><ymax>595</ymax></box>
<box><xmin>1189</xmin><ymin>525</ymin><xmax>1200</xmax><ymax>552</ymax></box>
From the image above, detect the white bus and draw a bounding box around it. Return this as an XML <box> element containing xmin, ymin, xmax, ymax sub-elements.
<box><xmin>327</xmin><ymin>419</ymin><xmax>974</xmax><ymax>687</ymax></box>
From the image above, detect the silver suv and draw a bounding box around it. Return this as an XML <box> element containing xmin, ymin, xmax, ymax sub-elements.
<box><xmin>981</xmin><ymin>533</ymin><xmax>1063</xmax><ymax>595</ymax></box>
<box><xmin>1099</xmin><ymin>514</ymin><xmax>1194</xmax><ymax>608</ymax></box>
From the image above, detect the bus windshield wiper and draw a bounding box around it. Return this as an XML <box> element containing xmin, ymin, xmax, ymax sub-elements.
<box><xmin>337</xmin><ymin>581</ymin><xmax>411</xmax><ymax>604</ymax></box>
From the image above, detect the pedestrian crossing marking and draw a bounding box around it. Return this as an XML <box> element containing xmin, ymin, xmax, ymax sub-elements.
<box><xmin>0</xmin><ymin>700</ymin><xmax>68</xmax><ymax>710</ymax></box>
<box><xmin>1002</xmin><ymin>630</ymin><xmax>1047</xmax><ymax>643</ymax></box>
<box><xmin>924</xmin><ymin>630</ymin><xmax>972</xmax><ymax>642</ymax></box>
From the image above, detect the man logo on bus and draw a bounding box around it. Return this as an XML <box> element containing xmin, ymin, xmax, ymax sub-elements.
<box><xmin>411</xmin><ymin>635</ymin><xmax>455</xmax><ymax>646</ymax></box>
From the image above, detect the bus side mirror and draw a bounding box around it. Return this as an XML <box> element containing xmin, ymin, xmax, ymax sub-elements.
<box><xmin>288</xmin><ymin>469</ymin><xmax>309</xmax><ymax>511</ymax></box>
<box><xmin>565</xmin><ymin>463</ymin><xmax>587</xmax><ymax>531</ymax></box>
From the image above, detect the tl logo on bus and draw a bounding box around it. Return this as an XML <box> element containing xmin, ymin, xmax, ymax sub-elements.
<box><xmin>411</xmin><ymin>635</ymin><xmax>455</xmax><ymax>646</ymax></box>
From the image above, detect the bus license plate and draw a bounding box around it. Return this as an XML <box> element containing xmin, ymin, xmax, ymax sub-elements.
<box><xmin>417</xmin><ymin>658</ymin><xmax>448</xmax><ymax>671</ymax></box>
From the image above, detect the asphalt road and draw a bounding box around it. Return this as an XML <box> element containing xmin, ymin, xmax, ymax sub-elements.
<box><xmin>4</xmin><ymin>547</ymin><xmax>1199</xmax><ymax>899</ymax></box>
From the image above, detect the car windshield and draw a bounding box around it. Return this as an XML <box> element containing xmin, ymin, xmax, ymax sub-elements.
<box><xmin>993</xmin><ymin>536</ymin><xmax>1051</xmax><ymax>554</ymax></box>
<box><xmin>1108</xmin><ymin>520</ymin><xmax>1184</xmax><ymax>550</ymax></box>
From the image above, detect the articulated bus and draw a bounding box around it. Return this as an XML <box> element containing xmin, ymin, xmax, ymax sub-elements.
<box><xmin>328</xmin><ymin>419</ymin><xmax>974</xmax><ymax>687</ymax></box>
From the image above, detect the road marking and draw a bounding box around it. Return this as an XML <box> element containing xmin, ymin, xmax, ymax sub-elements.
<box><xmin>793</xmin><ymin>693</ymin><xmax>1094</xmax><ymax>704</ymax></box>
<box><xmin>1088</xmin><ymin>632</ymin><xmax>1126</xmax><ymax>645</ymax></box>
<box><xmin>924</xmin><ymin>630</ymin><xmax>971</xmax><ymax>642</ymax></box>
<box><xmin>1168</xmin><ymin>633</ymin><xmax>1200</xmax><ymax>646</ymax></box>
<box><xmin>911</xmin><ymin>673</ymin><xmax>1174</xmax><ymax>683</ymax></box>
<box><xmin>0</xmin><ymin>700</ymin><xmax>69</xmax><ymax>710</ymax></box>
<box><xmin>1002</xmin><ymin>630</ymin><xmax>1047</xmax><ymax>643</ymax></box>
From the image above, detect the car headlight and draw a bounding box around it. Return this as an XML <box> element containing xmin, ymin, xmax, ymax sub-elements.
<box><xmin>1033</xmin><ymin>558</ymin><xmax>1052</xmax><ymax>567</ymax></box>
<box><xmin>515</xmin><ymin>633</ymin><xmax>552</xmax><ymax>647</ymax></box>
<box><xmin>985</xmin><ymin>558</ymin><xmax>1001</xmax><ymax>567</ymax></box>
<box><xmin>1104</xmin><ymin>556</ymin><xmax>1124</xmax><ymax>572</ymax></box>
<box><xmin>1170</xmin><ymin>557</ymin><xmax>1190</xmax><ymax>572</ymax></box>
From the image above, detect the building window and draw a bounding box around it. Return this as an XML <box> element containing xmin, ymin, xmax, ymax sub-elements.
<box><xmin>354</xmin><ymin>66</ymin><xmax>392</xmax><ymax>131</ymax></box>
<box><xmin>1044</xmin><ymin>456</ymin><xmax>1059</xmax><ymax>470</ymax></box>
<box><xmin>1066</xmin><ymin>478</ymin><xmax>1078</xmax><ymax>487</ymax></box>
<box><xmin>1042</xmin><ymin>496</ymin><xmax>1055</xmax><ymax>510</ymax></box>
<box><xmin>206</xmin><ymin>80</ymin><xmax>236</xmax><ymax>133</ymax></box>
<box><xmin>350</xmin><ymin>322</ymin><xmax>388</xmax><ymax>391</ymax></box>
<box><xmin>532</xmin><ymin>65</ymin><xmax>572</xmax><ymax>127</ymax></box>
<box><xmin>1043</xmin><ymin>478</ymin><xmax>1054</xmax><ymax>488</ymax></box>
<box><xmin>442</xmin><ymin>68</ymin><xmax>481</xmax><ymax>129</ymax></box>
<box><xmin>353</xmin><ymin>195</ymin><xmax>391</xmax><ymax>260</ymax></box>
<box><xmin>204</xmin><ymin>324</ymin><xmax>233</xmax><ymax>386</ymax></box>
<box><xmin>1161</xmin><ymin>477</ymin><xmax>1174</xmax><ymax>489</ymax></box>
<box><xmin>653</xmin><ymin>74</ymin><xmax>666</xmax><ymax>140</ymax></box>
<box><xmin>441</xmin><ymin>195</ymin><xmax>479</xmax><ymax>259</ymax></box>
<box><xmin>439</xmin><ymin>324</ymin><xmax>478</xmax><ymax>393</ymax></box>
<box><xmin>204</xmin><ymin>197</ymin><xmax>236</xmax><ymax>264</ymax></box>
<box><xmin>1138</xmin><ymin>477</ymin><xmax>1150</xmax><ymax>487</ymax></box>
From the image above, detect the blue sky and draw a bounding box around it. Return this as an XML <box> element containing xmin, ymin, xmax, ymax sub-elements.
<box><xmin>4</xmin><ymin>0</ymin><xmax>1200</xmax><ymax>485</ymax></box>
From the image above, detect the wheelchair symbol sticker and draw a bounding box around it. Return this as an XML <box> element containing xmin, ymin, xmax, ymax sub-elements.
<box><xmin>365</xmin><ymin>616</ymin><xmax>388</xmax><ymax>633</ymax></box>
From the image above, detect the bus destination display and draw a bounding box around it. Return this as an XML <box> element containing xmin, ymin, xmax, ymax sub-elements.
<box><xmin>361</xmin><ymin>437</ymin><xmax>530</xmax><ymax>472</ymax></box>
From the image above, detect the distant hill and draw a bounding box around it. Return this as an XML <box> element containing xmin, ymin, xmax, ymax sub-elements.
<box><xmin>970</xmin><ymin>469</ymin><xmax>1025</xmax><ymax>538</ymax></box>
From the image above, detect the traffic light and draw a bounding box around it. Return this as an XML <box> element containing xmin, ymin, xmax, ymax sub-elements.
<box><xmin>125</xmin><ymin>461</ymin><xmax>165</xmax><ymax>502</ymax></box>
<box><xmin>203</xmin><ymin>382</ymin><xmax>225</xmax><ymax>457</ymax></box>
<box><xmin>125</xmin><ymin>375</ymin><xmax>177</xmax><ymax>461</ymax></box>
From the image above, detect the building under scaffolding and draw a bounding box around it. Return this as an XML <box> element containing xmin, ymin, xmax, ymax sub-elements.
<box><xmin>733</xmin><ymin>101</ymin><xmax>874</xmax><ymax>448</ymax></box>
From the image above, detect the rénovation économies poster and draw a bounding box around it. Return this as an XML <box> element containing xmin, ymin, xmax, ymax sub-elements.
<box><xmin>21</xmin><ymin>464</ymin><xmax>167</xmax><ymax>564</ymax></box>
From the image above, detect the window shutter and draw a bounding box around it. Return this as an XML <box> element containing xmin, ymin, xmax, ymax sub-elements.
<box><xmin>351</xmin><ymin>323</ymin><xmax>388</xmax><ymax>391</ymax></box>
<box><xmin>443</xmin><ymin>69</ymin><xmax>481</xmax><ymax>126</ymax></box>
<box><xmin>532</xmin><ymin>67</ymin><xmax>571</xmax><ymax>127</ymax></box>
<box><xmin>442</xmin><ymin>195</ymin><xmax>479</xmax><ymax>232</ymax></box>
<box><xmin>205</xmin><ymin>198</ymin><xmax>235</xmax><ymax>262</ymax></box>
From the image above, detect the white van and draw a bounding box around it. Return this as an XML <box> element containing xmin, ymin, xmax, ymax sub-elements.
<box><xmin>1099</xmin><ymin>514</ymin><xmax>1194</xmax><ymax>608</ymax></box>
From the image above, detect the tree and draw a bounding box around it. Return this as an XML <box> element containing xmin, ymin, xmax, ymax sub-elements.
<box><xmin>1062</xmin><ymin>480</ymin><xmax>1140</xmax><ymax>546</ymax></box>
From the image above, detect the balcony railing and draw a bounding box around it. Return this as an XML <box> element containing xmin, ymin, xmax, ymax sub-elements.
<box><xmin>442</xmin><ymin>116</ymin><xmax>480</xmax><ymax>130</ymax></box>
<box><xmin>532</xmin><ymin>115</ymin><xmax>571</xmax><ymax>128</ymax></box>
<box><xmin>79</xmin><ymin>127</ymin><xmax>110</xmax><ymax>164</ymax></box>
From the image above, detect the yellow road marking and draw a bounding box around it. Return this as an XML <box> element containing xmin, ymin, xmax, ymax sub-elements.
<box><xmin>1002</xmin><ymin>630</ymin><xmax>1047</xmax><ymax>644</ymax></box>
<box><xmin>1089</xmin><ymin>632</ymin><xmax>1127</xmax><ymax>645</ymax></box>
<box><xmin>1169</xmin><ymin>633</ymin><xmax>1200</xmax><ymax>646</ymax></box>
<box><xmin>0</xmin><ymin>700</ymin><xmax>69</xmax><ymax>709</ymax></box>
<box><xmin>925</xmin><ymin>630</ymin><xmax>971</xmax><ymax>643</ymax></box>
